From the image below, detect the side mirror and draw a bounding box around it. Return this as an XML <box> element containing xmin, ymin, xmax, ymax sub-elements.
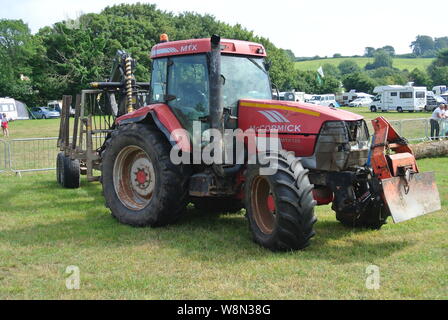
<box><xmin>164</xmin><ymin>94</ymin><xmax>177</xmax><ymax>102</ymax></box>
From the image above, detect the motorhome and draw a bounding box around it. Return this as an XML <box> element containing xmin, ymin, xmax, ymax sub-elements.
<box><xmin>432</xmin><ymin>85</ymin><xmax>447</xmax><ymax>96</ymax></box>
<box><xmin>369</xmin><ymin>85</ymin><xmax>427</xmax><ymax>112</ymax></box>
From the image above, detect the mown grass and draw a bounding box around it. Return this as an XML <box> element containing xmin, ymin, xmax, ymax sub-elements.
<box><xmin>295</xmin><ymin>57</ymin><xmax>434</xmax><ymax>72</ymax></box>
<box><xmin>0</xmin><ymin>157</ymin><xmax>446</xmax><ymax>299</ymax></box>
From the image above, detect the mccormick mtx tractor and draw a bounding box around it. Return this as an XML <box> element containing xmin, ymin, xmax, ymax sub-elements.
<box><xmin>57</xmin><ymin>35</ymin><xmax>441</xmax><ymax>251</ymax></box>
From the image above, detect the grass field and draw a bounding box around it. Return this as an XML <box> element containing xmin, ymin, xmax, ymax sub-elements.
<box><xmin>0</xmin><ymin>111</ymin><xmax>447</xmax><ymax>299</ymax></box>
<box><xmin>295</xmin><ymin>57</ymin><xmax>434</xmax><ymax>72</ymax></box>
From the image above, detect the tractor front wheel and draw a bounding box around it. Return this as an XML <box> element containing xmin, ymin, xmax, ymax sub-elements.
<box><xmin>244</xmin><ymin>151</ymin><xmax>317</xmax><ymax>251</ymax></box>
<box><xmin>101</xmin><ymin>123</ymin><xmax>190</xmax><ymax>227</ymax></box>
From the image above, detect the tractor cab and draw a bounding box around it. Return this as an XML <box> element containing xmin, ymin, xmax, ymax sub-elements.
<box><xmin>149</xmin><ymin>36</ymin><xmax>272</xmax><ymax>135</ymax></box>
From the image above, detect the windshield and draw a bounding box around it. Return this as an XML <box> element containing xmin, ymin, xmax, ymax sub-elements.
<box><xmin>221</xmin><ymin>55</ymin><xmax>272</xmax><ymax>114</ymax></box>
<box><xmin>311</xmin><ymin>96</ymin><xmax>321</xmax><ymax>101</ymax></box>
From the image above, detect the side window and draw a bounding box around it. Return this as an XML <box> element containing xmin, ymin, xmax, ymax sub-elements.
<box><xmin>416</xmin><ymin>92</ymin><xmax>425</xmax><ymax>98</ymax></box>
<box><xmin>150</xmin><ymin>58</ymin><xmax>167</xmax><ymax>103</ymax></box>
<box><xmin>400</xmin><ymin>92</ymin><xmax>413</xmax><ymax>99</ymax></box>
<box><xmin>390</xmin><ymin>92</ymin><xmax>397</xmax><ymax>97</ymax></box>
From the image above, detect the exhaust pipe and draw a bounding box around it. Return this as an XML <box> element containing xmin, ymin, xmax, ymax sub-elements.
<box><xmin>209</xmin><ymin>35</ymin><xmax>226</xmax><ymax>175</ymax></box>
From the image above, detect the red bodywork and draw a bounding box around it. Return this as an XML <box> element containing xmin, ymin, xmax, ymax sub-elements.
<box><xmin>238</xmin><ymin>99</ymin><xmax>363</xmax><ymax>157</ymax></box>
<box><xmin>116</xmin><ymin>104</ymin><xmax>191</xmax><ymax>153</ymax></box>
<box><xmin>151</xmin><ymin>38</ymin><xmax>266</xmax><ymax>59</ymax></box>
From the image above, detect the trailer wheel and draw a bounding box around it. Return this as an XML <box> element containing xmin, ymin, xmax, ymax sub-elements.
<box><xmin>58</xmin><ymin>153</ymin><xmax>80</xmax><ymax>189</ymax></box>
<box><xmin>370</xmin><ymin>106</ymin><xmax>377</xmax><ymax>112</ymax></box>
<box><xmin>397</xmin><ymin>107</ymin><xmax>403</xmax><ymax>113</ymax></box>
<box><xmin>244</xmin><ymin>151</ymin><xmax>317</xmax><ymax>251</ymax></box>
<box><xmin>56</xmin><ymin>152</ymin><xmax>64</xmax><ymax>185</ymax></box>
<box><xmin>192</xmin><ymin>197</ymin><xmax>243</xmax><ymax>214</ymax></box>
<box><xmin>101</xmin><ymin>123</ymin><xmax>190</xmax><ymax>227</ymax></box>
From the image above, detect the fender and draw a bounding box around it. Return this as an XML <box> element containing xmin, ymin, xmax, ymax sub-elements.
<box><xmin>116</xmin><ymin>104</ymin><xmax>191</xmax><ymax>152</ymax></box>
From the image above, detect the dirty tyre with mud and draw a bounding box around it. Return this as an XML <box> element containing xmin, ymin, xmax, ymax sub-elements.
<box><xmin>101</xmin><ymin>123</ymin><xmax>190</xmax><ymax>227</ymax></box>
<box><xmin>244</xmin><ymin>151</ymin><xmax>317</xmax><ymax>251</ymax></box>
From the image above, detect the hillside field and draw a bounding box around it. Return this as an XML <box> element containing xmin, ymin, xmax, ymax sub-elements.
<box><xmin>295</xmin><ymin>57</ymin><xmax>434</xmax><ymax>72</ymax></box>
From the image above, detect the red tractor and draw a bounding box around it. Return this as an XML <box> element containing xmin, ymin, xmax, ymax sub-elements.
<box><xmin>58</xmin><ymin>35</ymin><xmax>441</xmax><ymax>251</ymax></box>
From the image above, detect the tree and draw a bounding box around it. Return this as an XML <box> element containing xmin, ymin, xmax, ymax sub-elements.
<box><xmin>281</xmin><ymin>49</ymin><xmax>296</xmax><ymax>62</ymax></box>
<box><xmin>381</xmin><ymin>45</ymin><xmax>395</xmax><ymax>57</ymax></box>
<box><xmin>322</xmin><ymin>63</ymin><xmax>340</xmax><ymax>79</ymax></box>
<box><xmin>338</xmin><ymin>60</ymin><xmax>361</xmax><ymax>75</ymax></box>
<box><xmin>435</xmin><ymin>37</ymin><xmax>448</xmax><ymax>51</ymax></box>
<box><xmin>364</xmin><ymin>47</ymin><xmax>375</xmax><ymax>57</ymax></box>
<box><xmin>410</xmin><ymin>35</ymin><xmax>435</xmax><ymax>56</ymax></box>
<box><xmin>410</xmin><ymin>68</ymin><xmax>432</xmax><ymax>88</ymax></box>
<box><xmin>365</xmin><ymin>50</ymin><xmax>393</xmax><ymax>70</ymax></box>
<box><xmin>333</xmin><ymin>53</ymin><xmax>342</xmax><ymax>58</ymax></box>
<box><xmin>342</xmin><ymin>72</ymin><xmax>376</xmax><ymax>94</ymax></box>
<box><xmin>0</xmin><ymin>19</ymin><xmax>37</xmax><ymax>105</ymax></box>
<box><xmin>428</xmin><ymin>49</ymin><xmax>448</xmax><ymax>86</ymax></box>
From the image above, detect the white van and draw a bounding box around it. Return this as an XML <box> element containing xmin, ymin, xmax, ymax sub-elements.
<box><xmin>0</xmin><ymin>97</ymin><xmax>19</xmax><ymax>121</ymax></box>
<box><xmin>369</xmin><ymin>85</ymin><xmax>427</xmax><ymax>113</ymax></box>
<box><xmin>308</xmin><ymin>94</ymin><xmax>337</xmax><ymax>107</ymax></box>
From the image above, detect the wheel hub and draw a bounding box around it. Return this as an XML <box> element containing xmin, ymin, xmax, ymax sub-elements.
<box><xmin>113</xmin><ymin>145</ymin><xmax>155</xmax><ymax>210</ymax></box>
<box><xmin>251</xmin><ymin>176</ymin><xmax>276</xmax><ymax>235</ymax></box>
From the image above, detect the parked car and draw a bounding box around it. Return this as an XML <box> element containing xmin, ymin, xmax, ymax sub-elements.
<box><xmin>307</xmin><ymin>94</ymin><xmax>338</xmax><ymax>107</ymax></box>
<box><xmin>425</xmin><ymin>93</ymin><xmax>446</xmax><ymax>112</ymax></box>
<box><xmin>48</xmin><ymin>100</ymin><xmax>75</xmax><ymax>117</ymax></box>
<box><xmin>348</xmin><ymin>96</ymin><xmax>373</xmax><ymax>107</ymax></box>
<box><xmin>30</xmin><ymin>107</ymin><xmax>60</xmax><ymax>119</ymax></box>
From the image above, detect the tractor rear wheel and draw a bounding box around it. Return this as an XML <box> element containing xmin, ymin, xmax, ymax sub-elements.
<box><xmin>57</xmin><ymin>152</ymin><xmax>80</xmax><ymax>188</ymax></box>
<box><xmin>244</xmin><ymin>151</ymin><xmax>317</xmax><ymax>251</ymax></box>
<box><xmin>192</xmin><ymin>197</ymin><xmax>243</xmax><ymax>214</ymax></box>
<box><xmin>101</xmin><ymin>123</ymin><xmax>190</xmax><ymax>227</ymax></box>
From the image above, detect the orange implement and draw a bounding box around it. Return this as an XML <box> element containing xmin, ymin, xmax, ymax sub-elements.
<box><xmin>371</xmin><ymin>117</ymin><xmax>441</xmax><ymax>223</ymax></box>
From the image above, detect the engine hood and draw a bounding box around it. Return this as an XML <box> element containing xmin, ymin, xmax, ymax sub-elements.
<box><xmin>238</xmin><ymin>99</ymin><xmax>363</xmax><ymax>135</ymax></box>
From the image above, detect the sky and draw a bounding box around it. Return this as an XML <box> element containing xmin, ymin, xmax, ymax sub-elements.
<box><xmin>1</xmin><ymin>0</ymin><xmax>447</xmax><ymax>57</ymax></box>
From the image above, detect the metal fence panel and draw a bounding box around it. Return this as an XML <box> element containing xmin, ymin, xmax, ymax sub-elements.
<box><xmin>0</xmin><ymin>139</ymin><xmax>8</xmax><ymax>173</ymax></box>
<box><xmin>9</xmin><ymin>137</ymin><xmax>59</xmax><ymax>173</ymax></box>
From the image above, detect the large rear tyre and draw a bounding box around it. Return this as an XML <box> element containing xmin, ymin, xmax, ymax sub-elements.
<box><xmin>57</xmin><ymin>152</ymin><xmax>80</xmax><ymax>188</ymax></box>
<box><xmin>244</xmin><ymin>151</ymin><xmax>317</xmax><ymax>251</ymax></box>
<box><xmin>192</xmin><ymin>197</ymin><xmax>243</xmax><ymax>214</ymax></box>
<box><xmin>101</xmin><ymin>123</ymin><xmax>190</xmax><ymax>227</ymax></box>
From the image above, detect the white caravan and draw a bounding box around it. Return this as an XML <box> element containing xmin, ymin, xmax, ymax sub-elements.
<box><xmin>369</xmin><ymin>85</ymin><xmax>427</xmax><ymax>113</ymax></box>
<box><xmin>0</xmin><ymin>97</ymin><xmax>19</xmax><ymax>121</ymax></box>
<box><xmin>336</xmin><ymin>90</ymin><xmax>372</xmax><ymax>106</ymax></box>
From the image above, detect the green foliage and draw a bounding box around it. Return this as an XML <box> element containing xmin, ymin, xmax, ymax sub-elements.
<box><xmin>410</xmin><ymin>68</ymin><xmax>432</xmax><ymax>88</ymax></box>
<box><xmin>338</xmin><ymin>60</ymin><xmax>361</xmax><ymax>75</ymax></box>
<box><xmin>342</xmin><ymin>72</ymin><xmax>377</xmax><ymax>94</ymax></box>
<box><xmin>365</xmin><ymin>50</ymin><xmax>393</xmax><ymax>70</ymax></box>
<box><xmin>0</xmin><ymin>3</ymin><xmax>298</xmax><ymax>104</ymax></box>
<box><xmin>0</xmin><ymin>19</ymin><xmax>37</xmax><ymax>105</ymax></box>
<box><xmin>322</xmin><ymin>63</ymin><xmax>340</xmax><ymax>79</ymax></box>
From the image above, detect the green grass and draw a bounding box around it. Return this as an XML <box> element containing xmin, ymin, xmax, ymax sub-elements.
<box><xmin>0</xmin><ymin>158</ymin><xmax>446</xmax><ymax>299</ymax></box>
<box><xmin>295</xmin><ymin>57</ymin><xmax>434</xmax><ymax>72</ymax></box>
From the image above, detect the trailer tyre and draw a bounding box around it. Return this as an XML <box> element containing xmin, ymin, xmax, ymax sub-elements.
<box><xmin>101</xmin><ymin>123</ymin><xmax>190</xmax><ymax>227</ymax></box>
<box><xmin>370</xmin><ymin>106</ymin><xmax>377</xmax><ymax>112</ymax></box>
<box><xmin>58</xmin><ymin>152</ymin><xmax>80</xmax><ymax>189</ymax></box>
<box><xmin>244</xmin><ymin>151</ymin><xmax>317</xmax><ymax>251</ymax></box>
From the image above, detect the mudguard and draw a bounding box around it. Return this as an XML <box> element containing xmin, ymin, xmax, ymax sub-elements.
<box><xmin>116</xmin><ymin>104</ymin><xmax>191</xmax><ymax>152</ymax></box>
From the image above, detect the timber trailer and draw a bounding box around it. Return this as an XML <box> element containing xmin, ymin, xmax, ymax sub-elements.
<box><xmin>57</xmin><ymin>35</ymin><xmax>441</xmax><ymax>251</ymax></box>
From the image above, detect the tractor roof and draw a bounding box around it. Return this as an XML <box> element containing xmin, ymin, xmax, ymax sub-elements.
<box><xmin>150</xmin><ymin>38</ymin><xmax>267</xmax><ymax>59</ymax></box>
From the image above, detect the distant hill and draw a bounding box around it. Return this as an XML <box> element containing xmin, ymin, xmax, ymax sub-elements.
<box><xmin>295</xmin><ymin>57</ymin><xmax>434</xmax><ymax>72</ymax></box>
